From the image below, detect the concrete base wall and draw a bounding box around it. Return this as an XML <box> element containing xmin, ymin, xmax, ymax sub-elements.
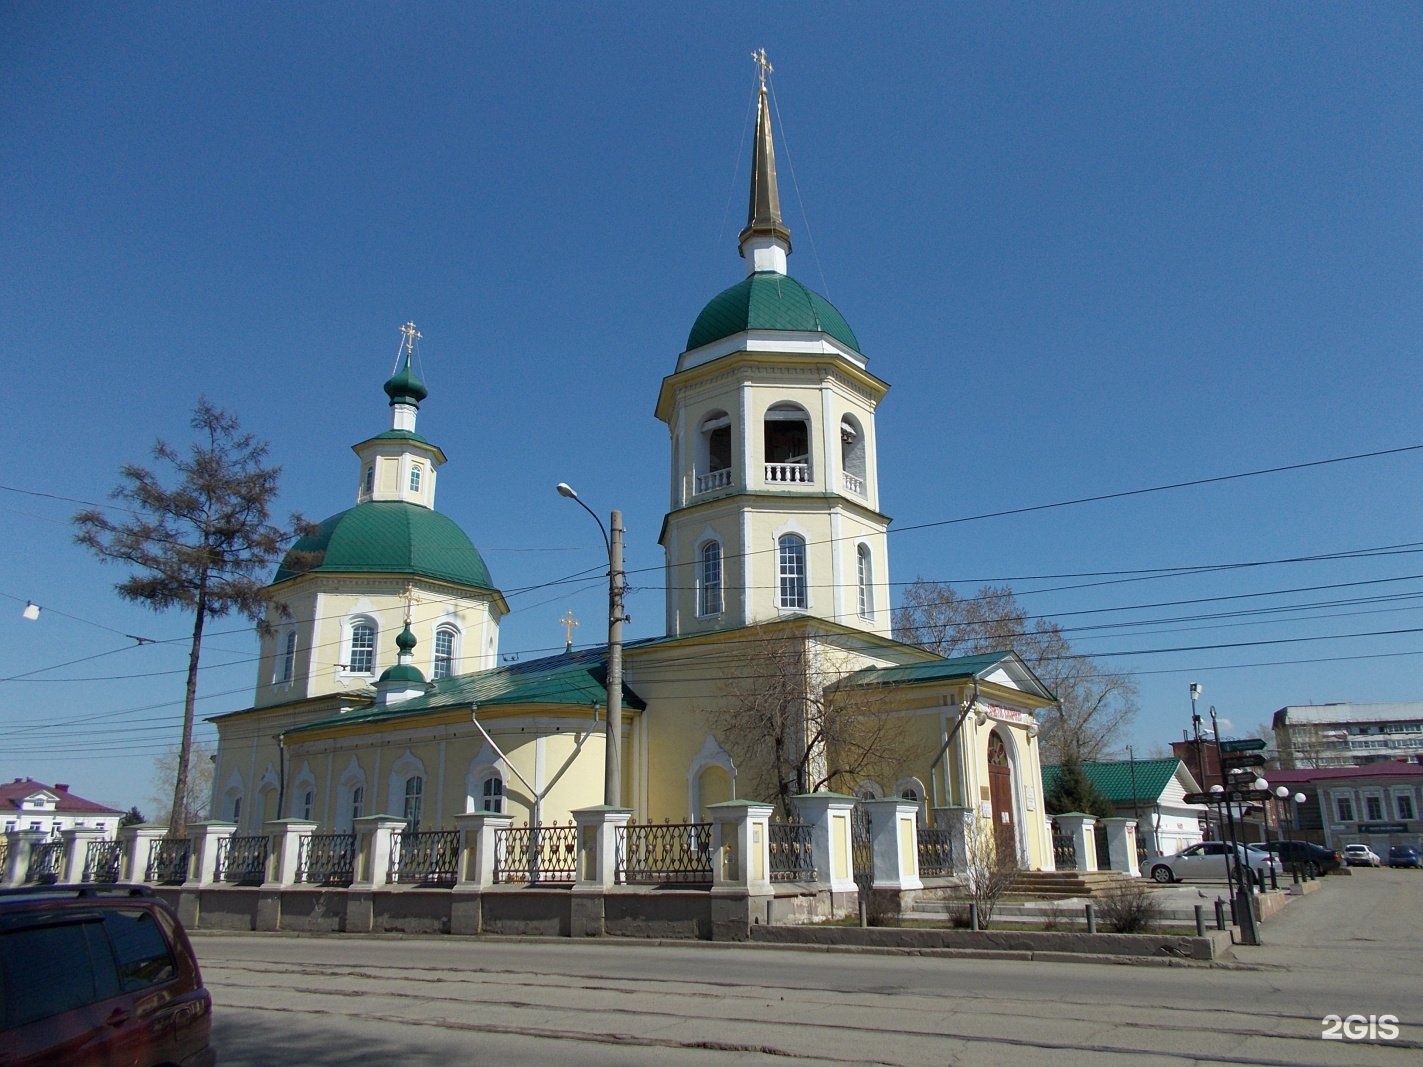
<box><xmin>751</xmin><ymin>924</ymin><xmax>1226</xmax><ymax>961</ymax></box>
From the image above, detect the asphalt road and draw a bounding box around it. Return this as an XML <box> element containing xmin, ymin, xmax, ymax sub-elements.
<box><xmin>200</xmin><ymin>868</ymin><xmax>1422</xmax><ymax>1066</ymax></box>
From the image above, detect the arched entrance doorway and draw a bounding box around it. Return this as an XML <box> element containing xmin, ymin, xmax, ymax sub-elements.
<box><xmin>987</xmin><ymin>731</ymin><xmax>1016</xmax><ymax>858</ymax></box>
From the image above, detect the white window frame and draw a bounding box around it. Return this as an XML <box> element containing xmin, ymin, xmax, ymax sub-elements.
<box><xmin>698</xmin><ymin>540</ymin><xmax>723</xmax><ymax>617</ymax></box>
<box><xmin>279</xmin><ymin>630</ymin><xmax>297</xmax><ymax>684</ymax></box>
<box><xmin>433</xmin><ymin>626</ymin><xmax>458</xmax><ymax>680</ymax></box>
<box><xmin>479</xmin><ymin>774</ymin><xmax>504</xmax><ymax>813</ymax></box>
<box><xmin>409</xmin><ymin>464</ymin><xmax>422</xmax><ymax>492</ymax></box>
<box><xmin>403</xmin><ymin>776</ymin><xmax>423</xmax><ymax>832</ymax></box>
<box><xmin>346</xmin><ymin>618</ymin><xmax>377</xmax><ymax>675</ymax></box>
<box><xmin>856</xmin><ymin>543</ymin><xmax>873</xmax><ymax>619</ymax></box>
<box><xmin>777</xmin><ymin>534</ymin><xmax>807</xmax><ymax>610</ymax></box>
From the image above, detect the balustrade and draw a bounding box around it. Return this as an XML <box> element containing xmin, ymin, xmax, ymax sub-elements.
<box><xmin>842</xmin><ymin>471</ymin><xmax>864</xmax><ymax>496</ymax></box>
<box><xmin>146</xmin><ymin>837</ymin><xmax>190</xmax><ymax>885</ymax></box>
<box><xmin>695</xmin><ymin>468</ymin><xmax>732</xmax><ymax>494</ymax></box>
<box><xmin>82</xmin><ymin>840</ymin><xmax>125</xmax><ymax>883</ymax></box>
<box><xmin>25</xmin><ymin>841</ymin><xmax>64</xmax><ymax>884</ymax></box>
<box><xmin>764</xmin><ymin>462</ymin><xmax>811</xmax><ymax>484</ymax></box>
<box><xmin>916</xmin><ymin>826</ymin><xmax>955</xmax><ymax>878</ymax></box>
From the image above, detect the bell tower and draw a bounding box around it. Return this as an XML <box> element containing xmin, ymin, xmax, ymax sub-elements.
<box><xmin>657</xmin><ymin>54</ymin><xmax>892</xmax><ymax>639</ymax></box>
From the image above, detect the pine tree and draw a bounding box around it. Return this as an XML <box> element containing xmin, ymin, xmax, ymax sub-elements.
<box><xmin>1044</xmin><ymin>752</ymin><xmax>1115</xmax><ymax>819</ymax></box>
<box><xmin>75</xmin><ymin>400</ymin><xmax>304</xmax><ymax>835</ymax></box>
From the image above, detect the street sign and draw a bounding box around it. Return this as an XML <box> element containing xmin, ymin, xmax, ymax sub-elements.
<box><xmin>1219</xmin><ymin>738</ymin><xmax>1268</xmax><ymax>753</ymax></box>
<box><xmin>1183</xmin><ymin>788</ymin><xmax>1274</xmax><ymax>805</ymax></box>
<box><xmin>1220</xmin><ymin>751</ymin><xmax>1267</xmax><ymax>770</ymax></box>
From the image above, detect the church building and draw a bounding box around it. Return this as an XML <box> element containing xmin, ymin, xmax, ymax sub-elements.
<box><xmin>211</xmin><ymin>62</ymin><xmax>1056</xmax><ymax>871</ymax></box>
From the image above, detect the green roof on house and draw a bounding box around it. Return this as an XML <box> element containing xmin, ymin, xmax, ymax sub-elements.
<box><xmin>841</xmin><ymin>651</ymin><xmax>1018</xmax><ymax>688</ymax></box>
<box><xmin>687</xmin><ymin>271</ymin><xmax>860</xmax><ymax>352</ymax></box>
<box><xmin>272</xmin><ymin>501</ymin><xmax>496</xmax><ymax>590</ymax></box>
<box><xmin>1041</xmin><ymin>758</ymin><xmax>1184</xmax><ymax>804</ymax></box>
<box><xmin>285</xmin><ymin>645</ymin><xmax>648</xmax><ymax>735</ymax></box>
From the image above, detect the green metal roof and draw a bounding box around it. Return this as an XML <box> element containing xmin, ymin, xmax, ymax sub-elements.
<box><xmin>272</xmin><ymin>501</ymin><xmax>496</xmax><ymax>589</ymax></box>
<box><xmin>840</xmin><ymin>651</ymin><xmax>1020</xmax><ymax>689</ymax></box>
<box><xmin>367</xmin><ymin>429</ymin><xmax>432</xmax><ymax>445</ymax></box>
<box><xmin>286</xmin><ymin>646</ymin><xmax>647</xmax><ymax>735</ymax></box>
<box><xmin>687</xmin><ymin>271</ymin><xmax>860</xmax><ymax>352</ymax></box>
<box><xmin>1041</xmin><ymin>758</ymin><xmax>1184</xmax><ymax>804</ymax></box>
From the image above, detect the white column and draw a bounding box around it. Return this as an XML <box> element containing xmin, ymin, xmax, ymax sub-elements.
<box><xmin>1054</xmin><ymin>813</ymin><xmax>1099</xmax><ymax>872</ymax></box>
<box><xmin>1101</xmin><ymin>818</ymin><xmax>1140</xmax><ymax>877</ymax></box>
<box><xmin>793</xmin><ymin>793</ymin><xmax>858</xmax><ymax>893</ymax></box>
<box><xmin>4</xmin><ymin>830</ymin><xmax>45</xmax><ymax>886</ymax></box>
<box><xmin>708</xmin><ymin>800</ymin><xmax>773</xmax><ymax>892</ymax></box>
<box><xmin>351</xmin><ymin>815</ymin><xmax>407</xmax><ymax>888</ymax></box>
<box><xmin>264</xmin><ymin>819</ymin><xmax>317</xmax><ymax>887</ymax></box>
<box><xmin>60</xmin><ymin>826</ymin><xmax>106</xmax><ymax>883</ymax></box>
<box><xmin>118</xmin><ymin>825</ymin><xmax>169</xmax><ymax>883</ymax></box>
<box><xmin>572</xmin><ymin>807</ymin><xmax>632</xmax><ymax>888</ymax></box>
<box><xmin>862</xmin><ymin>798</ymin><xmax>923</xmax><ymax>891</ymax></box>
<box><xmin>187</xmin><ymin>822</ymin><xmax>237</xmax><ymax>887</ymax></box>
<box><xmin>453</xmin><ymin>811</ymin><xmax>514</xmax><ymax>888</ymax></box>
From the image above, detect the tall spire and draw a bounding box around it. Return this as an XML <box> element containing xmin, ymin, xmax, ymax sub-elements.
<box><xmin>384</xmin><ymin>321</ymin><xmax>428</xmax><ymax>432</ymax></box>
<box><xmin>738</xmin><ymin>49</ymin><xmax>791</xmax><ymax>274</ymax></box>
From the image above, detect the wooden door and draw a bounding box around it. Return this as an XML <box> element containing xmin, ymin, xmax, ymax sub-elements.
<box><xmin>987</xmin><ymin>732</ymin><xmax>1016</xmax><ymax>858</ymax></box>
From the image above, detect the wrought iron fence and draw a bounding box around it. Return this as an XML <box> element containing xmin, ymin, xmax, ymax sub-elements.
<box><xmin>83</xmin><ymin>840</ymin><xmax>125</xmax><ymax>883</ymax></box>
<box><xmin>916</xmin><ymin>826</ymin><xmax>954</xmax><ymax>878</ymax></box>
<box><xmin>495</xmin><ymin>823</ymin><xmax>578</xmax><ymax>883</ymax></box>
<box><xmin>25</xmin><ymin>840</ymin><xmax>64</xmax><ymax>884</ymax></box>
<box><xmin>616</xmin><ymin>820</ymin><xmax>713</xmax><ymax>884</ymax></box>
<box><xmin>146</xmin><ymin>837</ymin><xmax>190</xmax><ymax>884</ymax></box>
<box><xmin>768</xmin><ymin>821</ymin><xmax>816</xmax><ymax>882</ymax></box>
<box><xmin>850</xmin><ymin>804</ymin><xmax>874</xmax><ymax>888</ymax></box>
<box><xmin>0</xmin><ymin>836</ymin><xmax>8</xmax><ymax>872</ymax></box>
<box><xmin>297</xmin><ymin>833</ymin><xmax>356</xmax><ymax>887</ymax></box>
<box><xmin>389</xmin><ymin>830</ymin><xmax>459</xmax><ymax>886</ymax></box>
<box><xmin>216</xmin><ymin>835</ymin><xmax>269</xmax><ymax>885</ymax></box>
<box><xmin>1052</xmin><ymin>831</ymin><xmax>1078</xmax><ymax>870</ymax></box>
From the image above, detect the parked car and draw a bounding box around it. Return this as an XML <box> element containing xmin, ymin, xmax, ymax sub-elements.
<box><xmin>0</xmin><ymin>884</ymin><xmax>215</xmax><ymax>1067</ymax></box>
<box><xmin>1387</xmin><ymin>845</ymin><xmax>1422</xmax><ymax>869</ymax></box>
<box><xmin>1342</xmin><ymin>844</ymin><xmax>1382</xmax><ymax>868</ymax></box>
<box><xmin>1144</xmin><ymin>841</ymin><xmax>1282</xmax><ymax>887</ymax></box>
<box><xmin>1249</xmin><ymin>839</ymin><xmax>1344</xmax><ymax>876</ymax></box>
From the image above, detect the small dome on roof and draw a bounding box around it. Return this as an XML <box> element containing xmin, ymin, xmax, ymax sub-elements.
<box><xmin>687</xmin><ymin>271</ymin><xmax>860</xmax><ymax>353</ymax></box>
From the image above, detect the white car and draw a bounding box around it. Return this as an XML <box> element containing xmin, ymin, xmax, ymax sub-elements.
<box><xmin>1343</xmin><ymin>843</ymin><xmax>1382</xmax><ymax>867</ymax></box>
<box><xmin>1143</xmin><ymin>841</ymin><xmax>1282</xmax><ymax>887</ymax></box>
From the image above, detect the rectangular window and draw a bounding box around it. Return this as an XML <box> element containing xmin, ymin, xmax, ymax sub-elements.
<box><xmin>778</xmin><ymin>536</ymin><xmax>807</xmax><ymax>609</ymax></box>
<box><xmin>104</xmin><ymin>910</ymin><xmax>177</xmax><ymax>992</ymax></box>
<box><xmin>351</xmin><ymin>786</ymin><xmax>364</xmax><ymax>824</ymax></box>
<box><xmin>1396</xmin><ymin>794</ymin><xmax>1415</xmax><ymax>821</ymax></box>
<box><xmin>1365</xmin><ymin>795</ymin><xmax>1384</xmax><ymax>821</ymax></box>
<box><xmin>1336</xmin><ymin>796</ymin><xmax>1354</xmax><ymax>822</ymax></box>
<box><xmin>349</xmin><ymin>624</ymin><xmax>375</xmax><ymax>674</ymax></box>
<box><xmin>857</xmin><ymin>546</ymin><xmax>872</xmax><ymax>618</ymax></box>
<box><xmin>699</xmin><ymin>543</ymin><xmax>723</xmax><ymax>616</ymax></box>
<box><xmin>433</xmin><ymin>629</ymin><xmax>455</xmax><ymax>680</ymax></box>
<box><xmin>280</xmin><ymin>631</ymin><xmax>296</xmax><ymax>683</ymax></box>
<box><xmin>403</xmin><ymin>777</ymin><xmax>423</xmax><ymax>833</ymax></box>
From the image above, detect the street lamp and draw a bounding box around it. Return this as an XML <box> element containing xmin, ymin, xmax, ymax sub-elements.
<box><xmin>556</xmin><ymin>483</ymin><xmax>627</xmax><ymax>808</ymax></box>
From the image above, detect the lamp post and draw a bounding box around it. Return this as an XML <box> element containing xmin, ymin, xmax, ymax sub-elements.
<box><xmin>1189</xmin><ymin>683</ymin><xmax>1211</xmax><ymax>838</ymax></box>
<box><xmin>1211</xmin><ymin>706</ymin><xmax>1261</xmax><ymax>944</ymax></box>
<box><xmin>556</xmin><ymin>483</ymin><xmax>626</xmax><ymax>808</ymax></box>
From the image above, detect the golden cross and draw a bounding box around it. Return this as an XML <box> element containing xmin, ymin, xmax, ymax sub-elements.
<box><xmin>752</xmin><ymin>48</ymin><xmax>773</xmax><ymax>91</ymax></box>
<box><xmin>559</xmin><ymin>610</ymin><xmax>579</xmax><ymax>651</ymax></box>
<box><xmin>402</xmin><ymin>583</ymin><xmax>421</xmax><ymax>624</ymax></box>
<box><xmin>400</xmin><ymin>321</ymin><xmax>422</xmax><ymax>357</ymax></box>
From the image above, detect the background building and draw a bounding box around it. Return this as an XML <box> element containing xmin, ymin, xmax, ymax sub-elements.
<box><xmin>1273</xmin><ymin>702</ymin><xmax>1423</xmax><ymax>768</ymax></box>
<box><xmin>0</xmin><ymin>779</ymin><xmax>122</xmax><ymax>838</ymax></box>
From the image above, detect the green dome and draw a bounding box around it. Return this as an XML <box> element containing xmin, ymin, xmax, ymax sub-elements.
<box><xmin>687</xmin><ymin>271</ymin><xmax>860</xmax><ymax>353</ymax></box>
<box><xmin>378</xmin><ymin>662</ymin><xmax>426</xmax><ymax>685</ymax></box>
<box><xmin>274</xmin><ymin>501</ymin><xmax>496</xmax><ymax>590</ymax></box>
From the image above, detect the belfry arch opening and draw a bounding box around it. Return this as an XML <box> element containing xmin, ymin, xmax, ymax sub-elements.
<box><xmin>764</xmin><ymin>403</ymin><xmax>810</xmax><ymax>484</ymax></box>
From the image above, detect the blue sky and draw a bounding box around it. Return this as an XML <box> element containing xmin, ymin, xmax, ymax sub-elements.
<box><xmin>3</xmin><ymin>4</ymin><xmax>1421</xmax><ymax>812</ymax></box>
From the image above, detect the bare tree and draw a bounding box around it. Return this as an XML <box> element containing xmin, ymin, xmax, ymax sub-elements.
<box><xmin>960</xmin><ymin>820</ymin><xmax>1020</xmax><ymax>929</ymax></box>
<box><xmin>75</xmin><ymin>400</ymin><xmax>304</xmax><ymax>835</ymax></box>
<box><xmin>149</xmin><ymin>743</ymin><xmax>215</xmax><ymax>827</ymax></box>
<box><xmin>894</xmin><ymin>580</ymin><xmax>1137</xmax><ymax>764</ymax></box>
<box><xmin>705</xmin><ymin>626</ymin><xmax>910</xmax><ymax>816</ymax></box>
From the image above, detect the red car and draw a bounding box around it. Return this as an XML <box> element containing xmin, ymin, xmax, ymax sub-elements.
<box><xmin>0</xmin><ymin>884</ymin><xmax>214</xmax><ymax>1067</ymax></box>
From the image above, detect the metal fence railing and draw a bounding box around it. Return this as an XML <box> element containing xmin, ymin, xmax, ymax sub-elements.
<box><xmin>495</xmin><ymin>823</ymin><xmax>578</xmax><ymax>883</ymax></box>
<box><xmin>916</xmin><ymin>826</ymin><xmax>954</xmax><ymax>878</ymax></box>
<box><xmin>83</xmin><ymin>840</ymin><xmax>125</xmax><ymax>883</ymax></box>
<box><xmin>25</xmin><ymin>841</ymin><xmax>64</xmax><ymax>884</ymax></box>
<box><xmin>389</xmin><ymin>830</ymin><xmax>459</xmax><ymax>887</ymax></box>
<box><xmin>617</xmin><ymin>821</ymin><xmax>713</xmax><ymax>884</ymax></box>
<box><xmin>146</xmin><ymin>837</ymin><xmax>190</xmax><ymax>884</ymax></box>
<box><xmin>215</xmin><ymin>835</ymin><xmax>269</xmax><ymax>885</ymax></box>
<box><xmin>297</xmin><ymin>833</ymin><xmax>356</xmax><ymax>887</ymax></box>
<box><xmin>768</xmin><ymin>821</ymin><xmax>816</xmax><ymax>882</ymax></box>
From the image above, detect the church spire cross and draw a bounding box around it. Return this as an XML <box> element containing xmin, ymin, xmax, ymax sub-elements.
<box><xmin>400</xmin><ymin>321</ymin><xmax>422</xmax><ymax>360</ymax></box>
<box><xmin>559</xmin><ymin>610</ymin><xmax>579</xmax><ymax>653</ymax></box>
<box><xmin>752</xmin><ymin>47</ymin><xmax>773</xmax><ymax>92</ymax></box>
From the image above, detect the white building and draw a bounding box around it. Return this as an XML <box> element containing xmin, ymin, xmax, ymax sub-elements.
<box><xmin>1273</xmin><ymin>702</ymin><xmax>1423</xmax><ymax>769</ymax></box>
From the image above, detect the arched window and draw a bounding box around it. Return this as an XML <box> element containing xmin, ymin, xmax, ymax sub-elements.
<box><xmin>409</xmin><ymin>465</ymin><xmax>422</xmax><ymax>492</ymax></box>
<box><xmin>350</xmin><ymin>785</ymin><xmax>364</xmax><ymax>824</ymax></box>
<box><xmin>480</xmin><ymin>774</ymin><xmax>504</xmax><ymax>813</ymax></box>
<box><xmin>279</xmin><ymin>631</ymin><xmax>297</xmax><ymax>683</ymax></box>
<box><xmin>697</xmin><ymin>411</ymin><xmax>733</xmax><ymax>493</ymax></box>
<box><xmin>856</xmin><ymin>544</ymin><xmax>873</xmax><ymax>619</ymax></box>
<box><xmin>433</xmin><ymin>626</ymin><xmax>457</xmax><ymax>680</ymax></box>
<box><xmin>402</xmin><ymin>776</ymin><xmax>423</xmax><ymax>832</ymax></box>
<box><xmin>764</xmin><ymin>403</ymin><xmax>811</xmax><ymax>484</ymax></box>
<box><xmin>698</xmin><ymin>540</ymin><xmax>723</xmax><ymax>617</ymax></box>
<box><xmin>348</xmin><ymin>621</ymin><xmax>376</xmax><ymax>674</ymax></box>
<box><xmin>777</xmin><ymin>534</ymin><xmax>807</xmax><ymax>609</ymax></box>
<box><xmin>363</xmin><ymin>466</ymin><xmax>374</xmax><ymax>494</ymax></box>
<box><xmin>840</xmin><ymin>414</ymin><xmax>866</xmax><ymax>496</ymax></box>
